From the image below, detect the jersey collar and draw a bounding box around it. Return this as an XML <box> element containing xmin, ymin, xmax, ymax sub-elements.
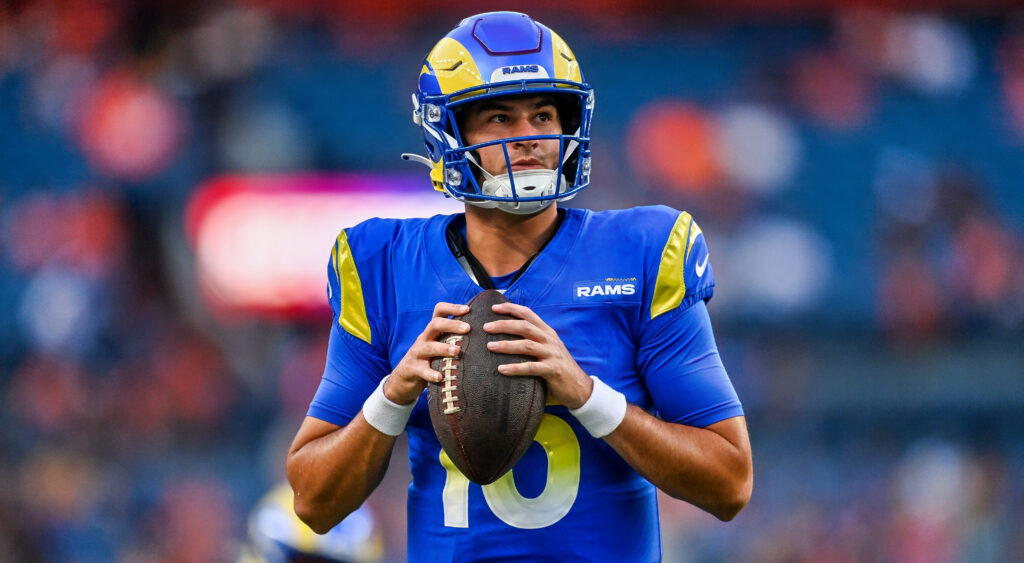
<box><xmin>426</xmin><ymin>207</ymin><xmax>587</xmax><ymax>306</ymax></box>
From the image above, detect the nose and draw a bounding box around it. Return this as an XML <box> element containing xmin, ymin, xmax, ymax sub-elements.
<box><xmin>510</xmin><ymin>117</ymin><xmax>541</xmax><ymax>147</ymax></box>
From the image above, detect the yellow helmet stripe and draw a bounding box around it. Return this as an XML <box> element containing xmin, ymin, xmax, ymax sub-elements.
<box><xmin>423</xmin><ymin>37</ymin><xmax>485</xmax><ymax>95</ymax></box>
<box><xmin>430</xmin><ymin>159</ymin><xmax>446</xmax><ymax>193</ymax></box>
<box><xmin>550</xmin><ymin>30</ymin><xmax>582</xmax><ymax>82</ymax></box>
<box><xmin>332</xmin><ymin>230</ymin><xmax>372</xmax><ymax>344</ymax></box>
<box><xmin>651</xmin><ymin>212</ymin><xmax>697</xmax><ymax>319</ymax></box>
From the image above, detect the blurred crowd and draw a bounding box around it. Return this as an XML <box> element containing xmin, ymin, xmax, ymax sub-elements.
<box><xmin>1</xmin><ymin>1</ymin><xmax>1023</xmax><ymax>561</ymax></box>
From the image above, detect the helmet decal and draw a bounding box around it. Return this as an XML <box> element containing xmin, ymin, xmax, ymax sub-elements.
<box><xmin>424</xmin><ymin>37</ymin><xmax>485</xmax><ymax>96</ymax></box>
<box><xmin>550</xmin><ymin>30</ymin><xmax>582</xmax><ymax>83</ymax></box>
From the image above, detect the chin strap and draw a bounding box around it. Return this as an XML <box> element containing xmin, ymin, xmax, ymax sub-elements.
<box><xmin>445</xmin><ymin>220</ymin><xmax>492</xmax><ymax>289</ymax></box>
<box><xmin>443</xmin><ymin>214</ymin><xmax>562</xmax><ymax>290</ymax></box>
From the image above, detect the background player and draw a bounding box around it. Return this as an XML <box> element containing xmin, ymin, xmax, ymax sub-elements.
<box><xmin>239</xmin><ymin>481</ymin><xmax>382</xmax><ymax>563</ymax></box>
<box><xmin>287</xmin><ymin>11</ymin><xmax>752</xmax><ymax>561</ymax></box>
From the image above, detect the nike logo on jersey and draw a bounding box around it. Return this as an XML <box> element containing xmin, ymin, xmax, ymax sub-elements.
<box><xmin>695</xmin><ymin>252</ymin><xmax>709</xmax><ymax>277</ymax></box>
<box><xmin>573</xmin><ymin>278</ymin><xmax>638</xmax><ymax>300</ymax></box>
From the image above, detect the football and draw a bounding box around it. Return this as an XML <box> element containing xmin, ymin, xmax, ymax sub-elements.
<box><xmin>428</xmin><ymin>289</ymin><xmax>546</xmax><ymax>485</ymax></box>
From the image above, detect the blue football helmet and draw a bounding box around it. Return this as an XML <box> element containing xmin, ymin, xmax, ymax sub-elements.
<box><xmin>403</xmin><ymin>11</ymin><xmax>594</xmax><ymax>215</ymax></box>
<box><xmin>241</xmin><ymin>482</ymin><xmax>383</xmax><ymax>563</ymax></box>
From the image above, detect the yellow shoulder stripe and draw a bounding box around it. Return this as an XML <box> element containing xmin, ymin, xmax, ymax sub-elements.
<box><xmin>332</xmin><ymin>230</ymin><xmax>372</xmax><ymax>344</ymax></box>
<box><xmin>651</xmin><ymin>212</ymin><xmax>697</xmax><ymax>319</ymax></box>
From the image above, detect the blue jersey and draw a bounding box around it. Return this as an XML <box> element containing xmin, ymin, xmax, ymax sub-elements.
<box><xmin>308</xmin><ymin>206</ymin><xmax>742</xmax><ymax>562</ymax></box>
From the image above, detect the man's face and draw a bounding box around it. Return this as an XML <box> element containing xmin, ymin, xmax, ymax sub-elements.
<box><xmin>459</xmin><ymin>95</ymin><xmax>563</xmax><ymax>178</ymax></box>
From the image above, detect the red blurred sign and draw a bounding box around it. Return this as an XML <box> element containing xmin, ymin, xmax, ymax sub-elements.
<box><xmin>186</xmin><ymin>173</ymin><xmax>460</xmax><ymax>321</ymax></box>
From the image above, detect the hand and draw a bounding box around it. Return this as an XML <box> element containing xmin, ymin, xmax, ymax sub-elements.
<box><xmin>483</xmin><ymin>302</ymin><xmax>594</xmax><ymax>409</ymax></box>
<box><xmin>383</xmin><ymin>302</ymin><xmax>470</xmax><ymax>405</ymax></box>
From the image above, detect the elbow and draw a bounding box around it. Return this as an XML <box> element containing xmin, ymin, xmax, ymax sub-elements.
<box><xmin>299</xmin><ymin>515</ymin><xmax>339</xmax><ymax>536</ymax></box>
<box><xmin>286</xmin><ymin>471</ymin><xmax>335</xmax><ymax>533</ymax></box>
<box><xmin>293</xmin><ymin>493</ymin><xmax>351</xmax><ymax>535</ymax></box>
<box><xmin>711</xmin><ymin>495</ymin><xmax>748</xmax><ymax>522</ymax></box>
<box><xmin>292</xmin><ymin>490</ymin><xmax>334</xmax><ymax>534</ymax></box>
<box><xmin>287</xmin><ymin>467</ymin><xmax>349</xmax><ymax>534</ymax></box>
<box><xmin>712</xmin><ymin>473</ymin><xmax>753</xmax><ymax>522</ymax></box>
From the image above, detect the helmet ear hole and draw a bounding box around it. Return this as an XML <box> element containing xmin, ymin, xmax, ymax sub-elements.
<box><xmin>452</xmin><ymin>106</ymin><xmax>470</xmax><ymax>145</ymax></box>
<box><xmin>563</xmin><ymin>151</ymin><xmax>579</xmax><ymax>190</ymax></box>
<box><xmin>553</xmin><ymin>93</ymin><xmax>580</xmax><ymax>135</ymax></box>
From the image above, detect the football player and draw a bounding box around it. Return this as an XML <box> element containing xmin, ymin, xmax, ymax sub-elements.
<box><xmin>287</xmin><ymin>11</ymin><xmax>752</xmax><ymax>561</ymax></box>
<box><xmin>239</xmin><ymin>482</ymin><xmax>382</xmax><ymax>563</ymax></box>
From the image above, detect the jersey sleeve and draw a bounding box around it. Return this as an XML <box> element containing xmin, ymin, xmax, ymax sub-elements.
<box><xmin>641</xmin><ymin>207</ymin><xmax>715</xmax><ymax>328</ymax></box>
<box><xmin>637</xmin><ymin>207</ymin><xmax>741</xmax><ymax>427</ymax></box>
<box><xmin>308</xmin><ymin>322</ymin><xmax>391</xmax><ymax>426</ymax></box>
<box><xmin>306</xmin><ymin>227</ymin><xmax>392</xmax><ymax>427</ymax></box>
<box><xmin>637</xmin><ymin>300</ymin><xmax>742</xmax><ymax>427</ymax></box>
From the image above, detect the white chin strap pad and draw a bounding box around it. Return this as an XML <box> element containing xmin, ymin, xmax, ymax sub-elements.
<box><xmin>476</xmin><ymin>169</ymin><xmax>570</xmax><ymax>215</ymax></box>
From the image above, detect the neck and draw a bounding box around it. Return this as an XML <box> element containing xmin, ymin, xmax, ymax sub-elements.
<box><xmin>464</xmin><ymin>204</ymin><xmax>560</xmax><ymax>277</ymax></box>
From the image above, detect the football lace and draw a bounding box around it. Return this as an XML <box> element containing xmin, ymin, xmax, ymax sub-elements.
<box><xmin>440</xmin><ymin>335</ymin><xmax>464</xmax><ymax>414</ymax></box>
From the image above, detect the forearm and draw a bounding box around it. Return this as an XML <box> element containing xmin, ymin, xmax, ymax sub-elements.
<box><xmin>287</xmin><ymin>413</ymin><xmax>397</xmax><ymax>533</ymax></box>
<box><xmin>287</xmin><ymin>303</ymin><xmax>469</xmax><ymax>533</ymax></box>
<box><xmin>481</xmin><ymin>301</ymin><xmax>752</xmax><ymax>518</ymax></box>
<box><xmin>603</xmin><ymin>407</ymin><xmax>752</xmax><ymax>521</ymax></box>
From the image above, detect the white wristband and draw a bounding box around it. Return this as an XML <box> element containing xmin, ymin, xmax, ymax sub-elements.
<box><xmin>361</xmin><ymin>375</ymin><xmax>416</xmax><ymax>436</ymax></box>
<box><xmin>569</xmin><ymin>376</ymin><xmax>627</xmax><ymax>438</ymax></box>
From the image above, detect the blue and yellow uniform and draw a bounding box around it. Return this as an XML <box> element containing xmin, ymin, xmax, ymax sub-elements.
<box><xmin>307</xmin><ymin>206</ymin><xmax>742</xmax><ymax>562</ymax></box>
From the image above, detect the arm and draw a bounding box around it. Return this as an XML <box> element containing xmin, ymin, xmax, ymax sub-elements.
<box><xmin>605</xmin><ymin>411</ymin><xmax>751</xmax><ymax>521</ymax></box>
<box><xmin>485</xmin><ymin>301</ymin><xmax>753</xmax><ymax>522</ymax></box>
<box><xmin>287</xmin><ymin>302</ymin><xmax>471</xmax><ymax>533</ymax></box>
<box><xmin>287</xmin><ymin>415</ymin><xmax>397</xmax><ymax>534</ymax></box>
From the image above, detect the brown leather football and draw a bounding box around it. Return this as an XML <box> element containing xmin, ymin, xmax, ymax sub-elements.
<box><xmin>428</xmin><ymin>289</ymin><xmax>546</xmax><ymax>485</ymax></box>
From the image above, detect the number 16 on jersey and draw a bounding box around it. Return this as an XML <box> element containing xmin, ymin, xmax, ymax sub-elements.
<box><xmin>439</xmin><ymin>414</ymin><xmax>581</xmax><ymax>529</ymax></box>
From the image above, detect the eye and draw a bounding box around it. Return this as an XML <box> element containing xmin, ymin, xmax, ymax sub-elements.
<box><xmin>487</xmin><ymin>113</ymin><xmax>508</xmax><ymax>123</ymax></box>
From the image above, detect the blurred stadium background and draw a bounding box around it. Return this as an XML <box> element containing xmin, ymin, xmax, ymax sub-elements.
<box><xmin>2</xmin><ymin>0</ymin><xmax>1023</xmax><ymax>561</ymax></box>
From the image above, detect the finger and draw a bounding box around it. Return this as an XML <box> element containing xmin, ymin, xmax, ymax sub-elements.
<box><xmin>482</xmin><ymin>319</ymin><xmax>546</xmax><ymax>340</ymax></box>
<box><xmin>414</xmin><ymin>340</ymin><xmax>462</xmax><ymax>360</ymax></box>
<box><xmin>433</xmin><ymin>301</ymin><xmax>470</xmax><ymax>318</ymax></box>
<box><xmin>487</xmin><ymin>338</ymin><xmax>543</xmax><ymax>358</ymax></box>
<box><xmin>491</xmin><ymin>302</ymin><xmax>548</xmax><ymax>329</ymax></box>
<box><xmin>497</xmin><ymin>361</ymin><xmax>549</xmax><ymax>376</ymax></box>
<box><xmin>392</xmin><ymin>364</ymin><xmax>442</xmax><ymax>386</ymax></box>
<box><xmin>421</xmin><ymin>317</ymin><xmax>471</xmax><ymax>340</ymax></box>
<box><xmin>416</xmin><ymin>366</ymin><xmax>445</xmax><ymax>383</ymax></box>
